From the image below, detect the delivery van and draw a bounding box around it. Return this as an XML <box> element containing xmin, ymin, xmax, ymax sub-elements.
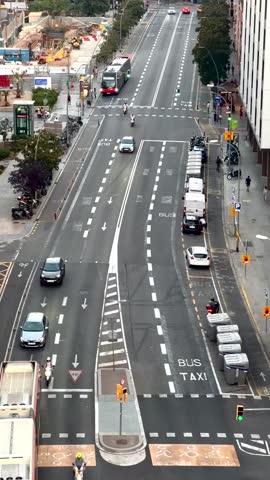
<box><xmin>184</xmin><ymin>191</ymin><xmax>206</xmax><ymax>218</ymax></box>
<box><xmin>187</xmin><ymin>177</ymin><xmax>204</xmax><ymax>193</ymax></box>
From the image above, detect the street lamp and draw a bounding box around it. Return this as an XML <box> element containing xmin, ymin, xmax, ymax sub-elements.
<box><xmin>66</xmin><ymin>52</ymin><xmax>70</xmax><ymax>146</ymax></box>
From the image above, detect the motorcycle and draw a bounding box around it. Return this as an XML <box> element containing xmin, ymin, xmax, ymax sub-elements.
<box><xmin>227</xmin><ymin>168</ymin><xmax>242</xmax><ymax>180</ymax></box>
<box><xmin>72</xmin><ymin>463</ymin><xmax>85</xmax><ymax>480</ymax></box>
<box><xmin>123</xmin><ymin>105</ymin><xmax>128</xmax><ymax>115</ymax></box>
<box><xmin>206</xmin><ymin>300</ymin><xmax>220</xmax><ymax>314</ymax></box>
<box><xmin>18</xmin><ymin>196</ymin><xmax>39</xmax><ymax>208</ymax></box>
<box><xmin>44</xmin><ymin>364</ymin><xmax>52</xmax><ymax>387</ymax></box>
<box><xmin>11</xmin><ymin>207</ymin><xmax>31</xmax><ymax>220</ymax></box>
<box><xmin>130</xmin><ymin>116</ymin><xmax>135</xmax><ymax>127</ymax></box>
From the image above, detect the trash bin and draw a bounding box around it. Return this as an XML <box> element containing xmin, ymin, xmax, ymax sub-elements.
<box><xmin>206</xmin><ymin>313</ymin><xmax>231</xmax><ymax>341</ymax></box>
<box><xmin>217</xmin><ymin>332</ymin><xmax>242</xmax><ymax>346</ymax></box>
<box><xmin>218</xmin><ymin>343</ymin><xmax>242</xmax><ymax>371</ymax></box>
<box><xmin>224</xmin><ymin>353</ymin><xmax>249</xmax><ymax>385</ymax></box>
<box><xmin>216</xmin><ymin>324</ymin><xmax>239</xmax><ymax>335</ymax></box>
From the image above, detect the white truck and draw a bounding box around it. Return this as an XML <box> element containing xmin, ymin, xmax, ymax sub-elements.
<box><xmin>184</xmin><ymin>191</ymin><xmax>206</xmax><ymax>218</ymax></box>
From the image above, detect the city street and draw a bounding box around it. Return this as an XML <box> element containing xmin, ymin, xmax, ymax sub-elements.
<box><xmin>0</xmin><ymin>4</ymin><xmax>270</xmax><ymax>479</ymax></box>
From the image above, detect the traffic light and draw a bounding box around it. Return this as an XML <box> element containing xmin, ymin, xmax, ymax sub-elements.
<box><xmin>236</xmin><ymin>405</ymin><xmax>244</xmax><ymax>421</ymax></box>
<box><xmin>263</xmin><ymin>306</ymin><xmax>270</xmax><ymax>317</ymax></box>
<box><xmin>116</xmin><ymin>384</ymin><xmax>123</xmax><ymax>402</ymax></box>
<box><xmin>123</xmin><ymin>387</ymin><xmax>128</xmax><ymax>403</ymax></box>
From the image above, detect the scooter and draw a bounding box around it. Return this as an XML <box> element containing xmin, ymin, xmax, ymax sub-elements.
<box><xmin>44</xmin><ymin>364</ymin><xmax>52</xmax><ymax>387</ymax></box>
<box><xmin>123</xmin><ymin>105</ymin><xmax>128</xmax><ymax>115</ymax></box>
<box><xmin>130</xmin><ymin>116</ymin><xmax>135</xmax><ymax>127</ymax></box>
<box><xmin>206</xmin><ymin>300</ymin><xmax>220</xmax><ymax>314</ymax></box>
<box><xmin>227</xmin><ymin>168</ymin><xmax>242</xmax><ymax>180</ymax></box>
<box><xmin>72</xmin><ymin>463</ymin><xmax>85</xmax><ymax>480</ymax></box>
<box><xmin>11</xmin><ymin>207</ymin><xmax>31</xmax><ymax>219</ymax></box>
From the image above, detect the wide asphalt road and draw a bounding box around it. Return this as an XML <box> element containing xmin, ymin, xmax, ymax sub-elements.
<box><xmin>0</xmin><ymin>4</ymin><xmax>270</xmax><ymax>479</ymax></box>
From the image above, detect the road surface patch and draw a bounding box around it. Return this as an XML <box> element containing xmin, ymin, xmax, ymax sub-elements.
<box><xmin>38</xmin><ymin>444</ymin><xmax>96</xmax><ymax>467</ymax></box>
<box><xmin>149</xmin><ymin>443</ymin><xmax>240</xmax><ymax>466</ymax></box>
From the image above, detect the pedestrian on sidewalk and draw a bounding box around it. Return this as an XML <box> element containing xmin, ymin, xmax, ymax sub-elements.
<box><xmin>240</xmin><ymin>105</ymin><xmax>243</xmax><ymax>118</ymax></box>
<box><xmin>231</xmin><ymin>65</ymin><xmax>235</xmax><ymax>76</ymax></box>
<box><xmin>218</xmin><ymin>113</ymin><xmax>222</xmax><ymax>124</ymax></box>
<box><xmin>93</xmin><ymin>87</ymin><xmax>97</xmax><ymax>99</ymax></box>
<box><xmin>216</xmin><ymin>155</ymin><xmax>222</xmax><ymax>172</ymax></box>
<box><xmin>245</xmin><ymin>175</ymin><xmax>251</xmax><ymax>192</ymax></box>
<box><xmin>207</xmin><ymin>101</ymin><xmax>210</xmax><ymax>115</ymax></box>
<box><xmin>263</xmin><ymin>186</ymin><xmax>268</xmax><ymax>201</ymax></box>
<box><xmin>67</xmin><ymin>93</ymin><xmax>71</xmax><ymax>104</ymax></box>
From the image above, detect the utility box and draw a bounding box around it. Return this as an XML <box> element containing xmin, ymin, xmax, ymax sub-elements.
<box><xmin>224</xmin><ymin>353</ymin><xmax>249</xmax><ymax>385</ymax></box>
<box><xmin>218</xmin><ymin>343</ymin><xmax>242</xmax><ymax>371</ymax></box>
<box><xmin>206</xmin><ymin>313</ymin><xmax>231</xmax><ymax>341</ymax></box>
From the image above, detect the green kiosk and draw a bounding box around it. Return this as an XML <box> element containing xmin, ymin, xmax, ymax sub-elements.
<box><xmin>13</xmin><ymin>100</ymin><xmax>35</xmax><ymax>137</ymax></box>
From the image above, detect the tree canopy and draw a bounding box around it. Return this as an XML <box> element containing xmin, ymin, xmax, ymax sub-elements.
<box><xmin>9</xmin><ymin>132</ymin><xmax>63</xmax><ymax>195</ymax></box>
<box><xmin>192</xmin><ymin>0</ymin><xmax>231</xmax><ymax>85</ymax></box>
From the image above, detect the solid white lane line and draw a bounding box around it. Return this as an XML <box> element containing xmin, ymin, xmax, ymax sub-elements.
<box><xmin>157</xmin><ymin>325</ymin><xmax>163</xmax><ymax>335</ymax></box>
<box><xmin>83</xmin><ymin>230</ymin><xmax>89</xmax><ymax>238</ymax></box>
<box><xmin>160</xmin><ymin>343</ymin><xmax>166</xmax><ymax>354</ymax></box>
<box><xmin>87</xmin><ymin>218</ymin><xmax>92</xmax><ymax>225</ymax></box>
<box><xmin>152</xmin><ymin>292</ymin><xmax>157</xmax><ymax>301</ymax></box>
<box><xmin>154</xmin><ymin>308</ymin><xmax>161</xmax><ymax>318</ymax></box>
<box><xmin>54</xmin><ymin>333</ymin><xmax>60</xmax><ymax>344</ymax></box>
<box><xmin>168</xmin><ymin>382</ymin><xmax>175</xmax><ymax>393</ymax></box>
<box><xmin>164</xmin><ymin>363</ymin><xmax>171</xmax><ymax>376</ymax></box>
<box><xmin>62</xmin><ymin>297</ymin><xmax>68</xmax><ymax>306</ymax></box>
<box><xmin>58</xmin><ymin>314</ymin><xmax>64</xmax><ymax>324</ymax></box>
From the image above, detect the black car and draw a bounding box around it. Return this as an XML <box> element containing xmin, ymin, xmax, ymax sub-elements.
<box><xmin>182</xmin><ymin>215</ymin><xmax>203</xmax><ymax>234</ymax></box>
<box><xmin>40</xmin><ymin>257</ymin><xmax>65</xmax><ymax>285</ymax></box>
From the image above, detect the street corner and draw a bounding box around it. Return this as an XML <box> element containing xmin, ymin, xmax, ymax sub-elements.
<box><xmin>38</xmin><ymin>444</ymin><xmax>96</xmax><ymax>467</ymax></box>
<box><xmin>149</xmin><ymin>444</ymin><xmax>240</xmax><ymax>467</ymax></box>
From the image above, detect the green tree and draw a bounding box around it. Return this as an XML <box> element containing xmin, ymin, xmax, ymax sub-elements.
<box><xmin>32</xmin><ymin>87</ymin><xmax>59</xmax><ymax>110</ymax></box>
<box><xmin>1</xmin><ymin>89</ymin><xmax>10</xmax><ymax>107</ymax></box>
<box><xmin>29</xmin><ymin>0</ymin><xmax>72</xmax><ymax>15</ymax></box>
<box><xmin>12</xmin><ymin>71</ymin><xmax>27</xmax><ymax>98</ymax></box>
<box><xmin>192</xmin><ymin>0</ymin><xmax>231</xmax><ymax>85</ymax></box>
<box><xmin>80</xmin><ymin>0</ymin><xmax>109</xmax><ymax>16</ymax></box>
<box><xmin>9</xmin><ymin>132</ymin><xmax>63</xmax><ymax>195</ymax></box>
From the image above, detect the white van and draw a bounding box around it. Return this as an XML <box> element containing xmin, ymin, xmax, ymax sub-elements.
<box><xmin>184</xmin><ymin>191</ymin><xmax>206</xmax><ymax>218</ymax></box>
<box><xmin>187</xmin><ymin>177</ymin><xmax>204</xmax><ymax>193</ymax></box>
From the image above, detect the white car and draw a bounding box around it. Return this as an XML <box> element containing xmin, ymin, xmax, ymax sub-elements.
<box><xmin>168</xmin><ymin>8</ymin><xmax>176</xmax><ymax>14</ymax></box>
<box><xmin>186</xmin><ymin>246</ymin><xmax>210</xmax><ymax>268</ymax></box>
<box><xmin>119</xmin><ymin>136</ymin><xmax>135</xmax><ymax>153</ymax></box>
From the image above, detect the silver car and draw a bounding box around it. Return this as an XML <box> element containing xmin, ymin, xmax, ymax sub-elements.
<box><xmin>20</xmin><ymin>312</ymin><xmax>49</xmax><ymax>348</ymax></box>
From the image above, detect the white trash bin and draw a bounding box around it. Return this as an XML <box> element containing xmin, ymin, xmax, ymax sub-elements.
<box><xmin>224</xmin><ymin>353</ymin><xmax>249</xmax><ymax>385</ymax></box>
<box><xmin>218</xmin><ymin>343</ymin><xmax>242</xmax><ymax>371</ymax></box>
<box><xmin>206</xmin><ymin>313</ymin><xmax>231</xmax><ymax>341</ymax></box>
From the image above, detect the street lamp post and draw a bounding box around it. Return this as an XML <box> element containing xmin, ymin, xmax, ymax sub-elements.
<box><xmin>66</xmin><ymin>53</ymin><xmax>70</xmax><ymax>146</ymax></box>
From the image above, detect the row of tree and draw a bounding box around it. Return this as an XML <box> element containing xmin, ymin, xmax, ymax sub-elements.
<box><xmin>192</xmin><ymin>0</ymin><xmax>231</xmax><ymax>86</ymax></box>
<box><xmin>9</xmin><ymin>132</ymin><xmax>63</xmax><ymax>196</ymax></box>
<box><xmin>29</xmin><ymin>0</ymin><xmax>110</xmax><ymax>17</ymax></box>
<box><xmin>96</xmin><ymin>0</ymin><xmax>145</xmax><ymax>64</ymax></box>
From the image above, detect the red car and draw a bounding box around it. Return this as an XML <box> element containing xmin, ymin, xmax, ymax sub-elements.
<box><xmin>182</xmin><ymin>7</ymin><xmax>191</xmax><ymax>14</ymax></box>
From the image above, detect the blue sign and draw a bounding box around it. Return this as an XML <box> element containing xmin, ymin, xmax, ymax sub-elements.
<box><xmin>214</xmin><ymin>95</ymin><xmax>221</xmax><ymax>104</ymax></box>
<box><xmin>235</xmin><ymin>202</ymin><xmax>241</xmax><ymax>212</ymax></box>
<box><xmin>35</xmin><ymin>78</ymin><xmax>48</xmax><ymax>86</ymax></box>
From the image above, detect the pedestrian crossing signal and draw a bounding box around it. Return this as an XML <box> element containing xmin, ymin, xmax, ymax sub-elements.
<box><xmin>241</xmin><ymin>255</ymin><xmax>250</xmax><ymax>265</ymax></box>
<box><xmin>224</xmin><ymin>131</ymin><xmax>234</xmax><ymax>141</ymax></box>
<box><xmin>263</xmin><ymin>306</ymin><xmax>270</xmax><ymax>317</ymax></box>
<box><xmin>123</xmin><ymin>387</ymin><xmax>128</xmax><ymax>403</ymax></box>
<box><xmin>236</xmin><ymin>405</ymin><xmax>244</xmax><ymax>421</ymax></box>
<box><xmin>116</xmin><ymin>384</ymin><xmax>123</xmax><ymax>402</ymax></box>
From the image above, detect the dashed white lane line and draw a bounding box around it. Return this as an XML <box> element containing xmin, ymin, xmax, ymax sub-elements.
<box><xmin>157</xmin><ymin>325</ymin><xmax>163</xmax><ymax>335</ymax></box>
<box><xmin>91</xmin><ymin>206</ymin><xmax>96</xmax><ymax>213</ymax></box>
<box><xmin>76</xmin><ymin>433</ymin><xmax>86</xmax><ymax>438</ymax></box>
<box><xmin>64</xmin><ymin>394</ymin><xmax>72</xmax><ymax>398</ymax></box>
<box><xmin>149</xmin><ymin>203</ymin><xmax>154</xmax><ymax>210</ymax></box>
<box><xmin>95</xmin><ymin>196</ymin><xmax>100</xmax><ymax>203</ymax></box>
<box><xmin>59</xmin><ymin>433</ymin><xmax>68</xmax><ymax>438</ymax></box>
<box><xmin>160</xmin><ymin>343</ymin><xmax>167</xmax><ymax>354</ymax></box>
<box><xmin>147</xmin><ymin>263</ymin><xmax>153</xmax><ymax>272</ymax></box>
<box><xmin>164</xmin><ymin>363</ymin><xmax>171</xmax><ymax>376</ymax></box>
<box><xmin>152</xmin><ymin>292</ymin><xmax>157</xmax><ymax>302</ymax></box>
<box><xmin>149</xmin><ymin>276</ymin><xmax>154</xmax><ymax>286</ymax></box>
<box><xmin>166</xmin><ymin>432</ymin><xmax>176</xmax><ymax>438</ymax></box>
<box><xmin>146</xmin><ymin>237</ymin><xmax>151</xmax><ymax>244</ymax></box>
<box><xmin>217</xmin><ymin>433</ymin><xmax>227</xmax><ymax>438</ymax></box>
<box><xmin>98</xmin><ymin>187</ymin><xmax>103</xmax><ymax>193</ymax></box>
<box><xmin>42</xmin><ymin>433</ymin><xmax>52</xmax><ymax>439</ymax></box>
<box><xmin>147</xmin><ymin>249</ymin><xmax>152</xmax><ymax>257</ymax></box>
<box><xmin>168</xmin><ymin>381</ymin><xmax>176</xmax><ymax>393</ymax></box>
<box><xmin>83</xmin><ymin>230</ymin><xmax>89</xmax><ymax>238</ymax></box>
<box><xmin>149</xmin><ymin>432</ymin><xmax>159</xmax><ymax>438</ymax></box>
<box><xmin>154</xmin><ymin>308</ymin><xmax>161</xmax><ymax>319</ymax></box>
<box><xmin>184</xmin><ymin>432</ymin><xmax>193</xmax><ymax>438</ymax></box>
<box><xmin>87</xmin><ymin>218</ymin><xmax>92</xmax><ymax>225</ymax></box>
<box><xmin>102</xmin><ymin>177</ymin><xmax>107</xmax><ymax>184</ymax></box>
<box><xmin>147</xmin><ymin>225</ymin><xmax>151</xmax><ymax>232</ymax></box>
<box><xmin>148</xmin><ymin>214</ymin><xmax>152</xmax><ymax>221</ymax></box>
<box><xmin>105</xmin><ymin>169</ymin><xmax>110</xmax><ymax>174</ymax></box>
<box><xmin>54</xmin><ymin>333</ymin><xmax>60</xmax><ymax>344</ymax></box>
<box><xmin>62</xmin><ymin>297</ymin><xmax>68</xmax><ymax>306</ymax></box>
<box><xmin>58</xmin><ymin>314</ymin><xmax>64</xmax><ymax>324</ymax></box>
<box><xmin>52</xmin><ymin>354</ymin><xmax>57</xmax><ymax>366</ymax></box>
<box><xmin>200</xmin><ymin>432</ymin><xmax>210</xmax><ymax>438</ymax></box>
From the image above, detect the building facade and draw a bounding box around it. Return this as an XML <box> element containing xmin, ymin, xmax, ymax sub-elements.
<box><xmin>239</xmin><ymin>0</ymin><xmax>270</xmax><ymax>182</ymax></box>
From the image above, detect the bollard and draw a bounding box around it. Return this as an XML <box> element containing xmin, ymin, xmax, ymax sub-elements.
<box><xmin>54</xmin><ymin>211</ymin><xmax>57</xmax><ymax>221</ymax></box>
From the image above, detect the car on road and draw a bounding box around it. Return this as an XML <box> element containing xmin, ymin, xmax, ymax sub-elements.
<box><xmin>119</xmin><ymin>136</ymin><xmax>136</xmax><ymax>153</ymax></box>
<box><xmin>20</xmin><ymin>312</ymin><xmax>49</xmax><ymax>348</ymax></box>
<box><xmin>40</xmin><ymin>257</ymin><xmax>65</xmax><ymax>285</ymax></box>
<box><xmin>186</xmin><ymin>246</ymin><xmax>210</xmax><ymax>268</ymax></box>
<box><xmin>182</xmin><ymin>7</ymin><xmax>191</xmax><ymax>14</ymax></box>
<box><xmin>167</xmin><ymin>8</ymin><xmax>176</xmax><ymax>14</ymax></box>
<box><xmin>182</xmin><ymin>215</ymin><xmax>203</xmax><ymax>234</ymax></box>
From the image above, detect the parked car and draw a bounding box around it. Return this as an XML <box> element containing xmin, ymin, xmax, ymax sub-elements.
<box><xmin>40</xmin><ymin>257</ymin><xmax>65</xmax><ymax>285</ymax></box>
<box><xmin>186</xmin><ymin>246</ymin><xmax>210</xmax><ymax>267</ymax></box>
<box><xmin>20</xmin><ymin>312</ymin><xmax>48</xmax><ymax>348</ymax></box>
<box><xmin>182</xmin><ymin>215</ymin><xmax>203</xmax><ymax>234</ymax></box>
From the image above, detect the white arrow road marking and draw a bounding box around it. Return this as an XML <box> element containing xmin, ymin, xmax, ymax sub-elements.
<box><xmin>72</xmin><ymin>354</ymin><xmax>79</xmax><ymax>368</ymax></box>
<box><xmin>260</xmin><ymin>372</ymin><xmax>267</xmax><ymax>382</ymax></box>
<box><xmin>18</xmin><ymin>271</ymin><xmax>22</xmax><ymax>277</ymax></box>
<box><xmin>81</xmin><ymin>298</ymin><xmax>88</xmax><ymax>310</ymax></box>
<box><xmin>102</xmin><ymin>222</ymin><xmax>107</xmax><ymax>231</ymax></box>
<box><xmin>236</xmin><ymin>440</ymin><xmax>270</xmax><ymax>456</ymax></box>
<box><xmin>108</xmin><ymin>197</ymin><xmax>113</xmax><ymax>204</ymax></box>
<box><xmin>41</xmin><ymin>297</ymin><xmax>47</xmax><ymax>307</ymax></box>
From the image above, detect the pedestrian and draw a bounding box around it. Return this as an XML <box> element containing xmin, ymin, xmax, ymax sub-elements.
<box><xmin>232</xmin><ymin>103</ymin><xmax>235</xmax><ymax>113</ymax></box>
<box><xmin>214</xmin><ymin>111</ymin><xmax>217</xmax><ymax>123</ymax></box>
<box><xmin>216</xmin><ymin>155</ymin><xmax>222</xmax><ymax>172</ymax></box>
<box><xmin>93</xmin><ymin>87</ymin><xmax>97</xmax><ymax>99</ymax></box>
<box><xmin>263</xmin><ymin>186</ymin><xmax>268</xmax><ymax>201</ymax></box>
<box><xmin>207</xmin><ymin>101</ymin><xmax>210</xmax><ymax>115</ymax></box>
<box><xmin>231</xmin><ymin>65</ymin><xmax>235</xmax><ymax>76</ymax></box>
<box><xmin>239</xmin><ymin>105</ymin><xmax>243</xmax><ymax>118</ymax></box>
<box><xmin>245</xmin><ymin>175</ymin><xmax>251</xmax><ymax>192</ymax></box>
<box><xmin>218</xmin><ymin>113</ymin><xmax>222</xmax><ymax>124</ymax></box>
<box><xmin>67</xmin><ymin>93</ymin><xmax>71</xmax><ymax>104</ymax></box>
